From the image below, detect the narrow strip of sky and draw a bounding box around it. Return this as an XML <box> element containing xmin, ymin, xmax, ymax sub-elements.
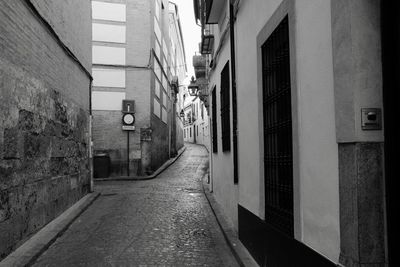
<box><xmin>171</xmin><ymin>0</ymin><xmax>201</xmax><ymax>85</ymax></box>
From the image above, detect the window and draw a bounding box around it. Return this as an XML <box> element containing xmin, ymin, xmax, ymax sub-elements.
<box><xmin>220</xmin><ymin>62</ymin><xmax>231</xmax><ymax>151</ymax></box>
<box><xmin>262</xmin><ymin>16</ymin><xmax>293</xmax><ymax>236</ymax></box>
<box><xmin>190</xmin><ymin>127</ymin><xmax>192</xmax><ymax>138</ymax></box>
<box><xmin>212</xmin><ymin>87</ymin><xmax>218</xmax><ymax>153</ymax></box>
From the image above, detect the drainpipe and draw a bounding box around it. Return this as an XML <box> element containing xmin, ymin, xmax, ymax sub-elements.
<box><xmin>89</xmin><ymin>79</ymin><xmax>94</xmax><ymax>192</ymax></box>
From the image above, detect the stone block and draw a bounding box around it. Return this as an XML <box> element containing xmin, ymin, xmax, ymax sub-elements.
<box><xmin>339</xmin><ymin>142</ymin><xmax>385</xmax><ymax>266</ymax></box>
<box><xmin>3</xmin><ymin>127</ymin><xmax>24</xmax><ymax>159</ymax></box>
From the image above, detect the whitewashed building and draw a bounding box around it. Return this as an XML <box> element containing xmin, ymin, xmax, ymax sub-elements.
<box><xmin>194</xmin><ymin>0</ymin><xmax>394</xmax><ymax>266</ymax></box>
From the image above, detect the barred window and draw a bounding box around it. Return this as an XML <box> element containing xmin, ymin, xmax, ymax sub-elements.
<box><xmin>262</xmin><ymin>16</ymin><xmax>293</xmax><ymax>236</ymax></box>
<box><xmin>220</xmin><ymin>62</ymin><xmax>231</xmax><ymax>152</ymax></box>
<box><xmin>212</xmin><ymin>87</ymin><xmax>218</xmax><ymax>153</ymax></box>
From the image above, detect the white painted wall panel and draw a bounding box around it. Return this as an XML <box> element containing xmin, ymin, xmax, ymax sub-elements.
<box><xmin>162</xmin><ymin>74</ymin><xmax>168</xmax><ymax>92</ymax></box>
<box><xmin>162</xmin><ymin>39</ymin><xmax>168</xmax><ymax>59</ymax></box>
<box><xmin>93</xmin><ymin>46</ymin><xmax>126</xmax><ymax>65</ymax></box>
<box><xmin>154</xmin><ymin>59</ymin><xmax>162</xmax><ymax>81</ymax></box>
<box><xmin>93</xmin><ymin>23</ymin><xmax>126</xmax><ymax>43</ymax></box>
<box><xmin>154</xmin><ymin>18</ymin><xmax>161</xmax><ymax>42</ymax></box>
<box><xmin>155</xmin><ymin>80</ymin><xmax>161</xmax><ymax>98</ymax></box>
<box><xmin>92</xmin><ymin>91</ymin><xmax>125</xmax><ymax>110</ymax></box>
<box><xmin>92</xmin><ymin>68</ymin><xmax>126</xmax><ymax>88</ymax></box>
<box><xmin>92</xmin><ymin>1</ymin><xmax>126</xmax><ymax>22</ymax></box>
<box><xmin>162</xmin><ymin>107</ymin><xmax>167</xmax><ymax>123</ymax></box>
<box><xmin>153</xmin><ymin>99</ymin><xmax>161</xmax><ymax>118</ymax></box>
<box><xmin>162</xmin><ymin>91</ymin><xmax>167</xmax><ymax>107</ymax></box>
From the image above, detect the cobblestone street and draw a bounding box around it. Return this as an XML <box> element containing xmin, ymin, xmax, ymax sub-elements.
<box><xmin>32</xmin><ymin>144</ymin><xmax>239</xmax><ymax>266</ymax></box>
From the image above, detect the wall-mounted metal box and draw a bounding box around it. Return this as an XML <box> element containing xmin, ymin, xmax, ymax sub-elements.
<box><xmin>361</xmin><ymin>108</ymin><xmax>382</xmax><ymax>130</ymax></box>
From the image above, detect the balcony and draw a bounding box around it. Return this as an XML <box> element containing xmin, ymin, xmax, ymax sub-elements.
<box><xmin>193</xmin><ymin>55</ymin><xmax>206</xmax><ymax>79</ymax></box>
<box><xmin>201</xmin><ymin>34</ymin><xmax>214</xmax><ymax>55</ymax></box>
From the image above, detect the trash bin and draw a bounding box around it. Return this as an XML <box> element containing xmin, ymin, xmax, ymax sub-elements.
<box><xmin>93</xmin><ymin>153</ymin><xmax>110</xmax><ymax>178</ymax></box>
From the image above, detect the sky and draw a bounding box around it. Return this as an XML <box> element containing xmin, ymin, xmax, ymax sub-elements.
<box><xmin>170</xmin><ymin>0</ymin><xmax>201</xmax><ymax>85</ymax></box>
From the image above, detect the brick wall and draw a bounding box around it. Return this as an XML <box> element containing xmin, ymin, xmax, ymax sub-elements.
<box><xmin>150</xmin><ymin>114</ymin><xmax>169</xmax><ymax>172</ymax></box>
<box><xmin>92</xmin><ymin>110</ymin><xmax>143</xmax><ymax>176</ymax></box>
<box><xmin>0</xmin><ymin>0</ymin><xmax>91</xmax><ymax>260</ymax></box>
<box><xmin>91</xmin><ymin>0</ymin><xmax>152</xmax><ymax>176</ymax></box>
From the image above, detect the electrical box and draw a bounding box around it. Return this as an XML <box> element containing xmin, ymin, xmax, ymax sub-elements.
<box><xmin>361</xmin><ymin>108</ymin><xmax>382</xmax><ymax>130</ymax></box>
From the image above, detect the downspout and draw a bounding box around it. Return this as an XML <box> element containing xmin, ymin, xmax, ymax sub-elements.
<box><xmin>89</xmin><ymin>79</ymin><xmax>94</xmax><ymax>192</ymax></box>
<box><xmin>229</xmin><ymin>1</ymin><xmax>238</xmax><ymax>184</ymax></box>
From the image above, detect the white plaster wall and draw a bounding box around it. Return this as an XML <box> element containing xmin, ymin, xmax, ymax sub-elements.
<box><xmin>208</xmin><ymin>26</ymin><xmax>239</xmax><ymax>228</ymax></box>
<box><xmin>236</xmin><ymin>0</ymin><xmax>340</xmax><ymax>262</ymax></box>
<box><xmin>293</xmin><ymin>1</ymin><xmax>340</xmax><ymax>262</ymax></box>
<box><xmin>236</xmin><ymin>0</ymin><xmax>284</xmax><ymax>220</ymax></box>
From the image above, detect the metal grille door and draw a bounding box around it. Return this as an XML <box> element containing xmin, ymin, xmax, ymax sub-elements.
<box><xmin>262</xmin><ymin>16</ymin><xmax>293</xmax><ymax>236</ymax></box>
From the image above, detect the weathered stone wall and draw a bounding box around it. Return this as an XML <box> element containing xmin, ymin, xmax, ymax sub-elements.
<box><xmin>0</xmin><ymin>0</ymin><xmax>91</xmax><ymax>260</ymax></box>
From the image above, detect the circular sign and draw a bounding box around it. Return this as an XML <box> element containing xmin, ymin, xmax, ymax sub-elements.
<box><xmin>122</xmin><ymin>113</ymin><xmax>135</xmax><ymax>125</ymax></box>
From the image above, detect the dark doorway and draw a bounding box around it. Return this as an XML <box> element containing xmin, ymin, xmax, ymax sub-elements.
<box><xmin>261</xmin><ymin>16</ymin><xmax>293</xmax><ymax>237</ymax></box>
<box><xmin>381</xmin><ymin>2</ymin><xmax>399</xmax><ymax>266</ymax></box>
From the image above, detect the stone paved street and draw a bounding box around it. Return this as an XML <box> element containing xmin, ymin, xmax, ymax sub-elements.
<box><xmin>32</xmin><ymin>144</ymin><xmax>239</xmax><ymax>267</ymax></box>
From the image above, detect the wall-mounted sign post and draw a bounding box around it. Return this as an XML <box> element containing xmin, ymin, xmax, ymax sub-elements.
<box><xmin>122</xmin><ymin>100</ymin><xmax>135</xmax><ymax>176</ymax></box>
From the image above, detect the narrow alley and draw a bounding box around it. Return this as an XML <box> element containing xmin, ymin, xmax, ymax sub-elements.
<box><xmin>32</xmin><ymin>144</ymin><xmax>239</xmax><ymax>266</ymax></box>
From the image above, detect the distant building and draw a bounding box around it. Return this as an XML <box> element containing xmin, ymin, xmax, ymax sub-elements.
<box><xmin>183</xmin><ymin>96</ymin><xmax>210</xmax><ymax>151</ymax></box>
<box><xmin>183</xmin><ymin>52</ymin><xmax>210</xmax><ymax>150</ymax></box>
<box><xmin>194</xmin><ymin>0</ymin><xmax>395</xmax><ymax>266</ymax></box>
<box><xmin>0</xmin><ymin>0</ymin><xmax>92</xmax><ymax>260</ymax></box>
<box><xmin>168</xmin><ymin>2</ymin><xmax>186</xmax><ymax>156</ymax></box>
<box><xmin>91</xmin><ymin>0</ymin><xmax>186</xmax><ymax>176</ymax></box>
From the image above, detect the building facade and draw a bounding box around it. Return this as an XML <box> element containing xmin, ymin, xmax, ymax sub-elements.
<box><xmin>168</xmin><ymin>2</ymin><xmax>186</xmax><ymax>156</ymax></box>
<box><xmin>183</xmin><ymin>94</ymin><xmax>210</xmax><ymax>151</ymax></box>
<box><xmin>183</xmin><ymin>53</ymin><xmax>210</xmax><ymax>150</ymax></box>
<box><xmin>0</xmin><ymin>0</ymin><xmax>92</xmax><ymax>260</ymax></box>
<box><xmin>91</xmin><ymin>0</ymin><xmax>186</xmax><ymax>177</ymax></box>
<box><xmin>195</xmin><ymin>0</ymin><xmax>393</xmax><ymax>266</ymax></box>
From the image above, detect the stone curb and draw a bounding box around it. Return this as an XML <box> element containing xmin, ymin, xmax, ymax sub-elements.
<box><xmin>94</xmin><ymin>146</ymin><xmax>187</xmax><ymax>181</ymax></box>
<box><xmin>0</xmin><ymin>192</ymin><xmax>100</xmax><ymax>267</ymax></box>
<box><xmin>202</xmin><ymin>172</ymin><xmax>259</xmax><ymax>267</ymax></box>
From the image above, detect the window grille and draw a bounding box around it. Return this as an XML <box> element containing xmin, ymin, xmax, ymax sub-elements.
<box><xmin>220</xmin><ymin>62</ymin><xmax>231</xmax><ymax>152</ymax></box>
<box><xmin>212</xmin><ymin>87</ymin><xmax>218</xmax><ymax>153</ymax></box>
<box><xmin>262</xmin><ymin>16</ymin><xmax>293</xmax><ymax>236</ymax></box>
